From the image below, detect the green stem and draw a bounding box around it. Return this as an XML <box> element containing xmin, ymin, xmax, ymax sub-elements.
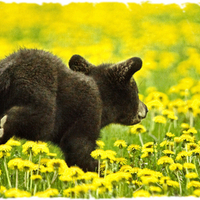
<box><xmin>98</xmin><ymin>159</ymin><xmax>101</xmax><ymax>177</ymax></box>
<box><xmin>46</xmin><ymin>173</ymin><xmax>51</xmax><ymax>189</ymax></box>
<box><xmin>37</xmin><ymin>154</ymin><xmax>42</xmax><ymax>175</ymax></box>
<box><xmin>27</xmin><ymin>151</ymin><xmax>32</xmax><ymax>190</ymax></box>
<box><xmin>104</xmin><ymin>160</ymin><xmax>108</xmax><ymax>178</ymax></box>
<box><xmin>167</xmin><ymin>122</ymin><xmax>172</xmax><ymax>133</ymax></box>
<box><xmin>176</xmin><ymin>172</ymin><xmax>182</xmax><ymax>196</ymax></box>
<box><xmin>189</xmin><ymin>111</ymin><xmax>193</xmax><ymax>127</ymax></box>
<box><xmin>165</xmin><ymin>165</ymin><xmax>170</xmax><ymax>177</ymax></box>
<box><xmin>139</xmin><ymin>133</ymin><xmax>144</xmax><ymax>146</ymax></box>
<box><xmin>51</xmin><ymin>170</ymin><xmax>58</xmax><ymax>185</ymax></box>
<box><xmin>4</xmin><ymin>156</ymin><xmax>11</xmax><ymax>188</ymax></box>
<box><xmin>33</xmin><ymin>183</ymin><xmax>38</xmax><ymax>196</ymax></box>
<box><xmin>15</xmin><ymin>169</ymin><xmax>18</xmax><ymax>189</ymax></box>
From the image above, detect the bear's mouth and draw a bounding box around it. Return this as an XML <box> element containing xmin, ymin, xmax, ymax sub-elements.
<box><xmin>132</xmin><ymin>102</ymin><xmax>148</xmax><ymax>125</ymax></box>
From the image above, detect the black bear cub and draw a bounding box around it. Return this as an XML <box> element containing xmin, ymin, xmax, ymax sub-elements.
<box><xmin>0</xmin><ymin>49</ymin><xmax>147</xmax><ymax>171</ymax></box>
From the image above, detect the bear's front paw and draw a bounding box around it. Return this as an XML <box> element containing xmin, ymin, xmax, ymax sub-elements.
<box><xmin>0</xmin><ymin>128</ymin><xmax>3</xmax><ymax>138</ymax></box>
<box><xmin>1</xmin><ymin>115</ymin><xmax>7</xmax><ymax>129</ymax></box>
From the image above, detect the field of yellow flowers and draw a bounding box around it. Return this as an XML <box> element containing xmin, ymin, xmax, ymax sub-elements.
<box><xmin>0</xmin><ymin>1</ymin><xmax>200</xmax><ymax>198</ymax></box>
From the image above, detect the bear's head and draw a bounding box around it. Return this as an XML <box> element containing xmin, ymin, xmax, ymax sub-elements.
<box><xmin>69</xmin><ymin>55</ymin><xmax>148</xmax><ymax>127</ymax></box>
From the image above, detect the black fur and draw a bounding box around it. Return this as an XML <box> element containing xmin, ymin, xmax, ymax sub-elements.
<box><xmin>0</xmin><ymin>49</ymin><xmax>147</xmax><ymax>171</ymax></box>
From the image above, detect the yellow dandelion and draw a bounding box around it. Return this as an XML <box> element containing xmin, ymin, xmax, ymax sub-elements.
<box><xmin>188</xmin><ymin>127</ymin><xmax>198</xmax><ymax>134</ymax></box>
<box><xmin>102</xmin><ymin>150</ymin><xmax>116</xmax><ymax>161</ymax></box>
<box><xmin>47</xmin><ymin>159</ymin><xmax>67</xmax><ymax>173</ymax></box>
<box><xmin>96</xmin><ymin>140</ymin><xmax>105</xmax><ymax>149</ymax></box>
<box><xmin>78</xmin><ymin>172</ymin><xmax>98</xmax><ymax>181</ymax></box>
<box><xmin>162</xmin><ymin>109</ymin><xmax>174</xmax><ymax>117</ymax></box>
<box><xmin>167</xmin><ymin>180</ymin><xmax>179</xmax><ymax>188</ymax></box>
<box><xmin>183</xmin><ymin>162</ymin><xmax>195</xmax><ymax>169</ymax></box>
<box><xmin>22</xmin><ymin>141</ymin><xmax>38</xmax><ymax>156</ymax></box>
<box><xmin>160</xmin><ymin>176</ymin><xmax>171</xmax><ymax>184</ymax></box>
<box><xmin>186</xmin><ymin>143</ymin><xmax>199</xmax><ymax>151</ymax></box>
<box><xmin>185</xmin><ymin>172</ymin><xmax>198</xmax><ymax>179</ymax></box>
<box><xmin>133</xmin><ymin>189</ymin><xmax>150</xmax><ymax>197</ymax></box>
<box><xmin>141</xmin><ymin>152</ymin><xmax>150</xmax><ymax>158</ymax></box>
<box><xmin>59</xmin><ymin>173</ymin><xmax>73</xmax><ymax>183</ymax></box>
<box><xmin>40</xmin><ymin>158</ymin><xmax>51</xmax><ymax>166</ymax></box>
<box><xmin>91</xmin><ymin>149</ymin><xmax>105</xmax><ymax>160</ymax></box>
<box><xmin>192</xmin><ymin>148</ymin><xmax>200</xmax><ymax>156</ymax></box>
<box><xmin>70</xmin><ymin>184</ymin><xmax>90</xmax><ymax>197</ymax></box>
<box><xmin>166</xmin><ymin>132</ymin><xmax>175</xmax><ymax>138</ymax></box>
<box><xmin>120</xmin><ymin>165</ymin><xmax>133</xmax><ymax>172</ymax></box>
<box><xmin>162</xmin><ymin>150</ymin><xmax>175</xmax><ymax>157</ymax></box>
<box><xmin>31</xmin><ymin>174</ymin><xmax>42</xmax><ymax>181</ymax></box>
<box><xmin>92</xmin><ymin>177</ymin><xmax>112</xmax><ymax>191</ymax></box>
<box><xmin>64</xmin><ymin>166</ymin><xmax>84</xmax><ymax>179</ymax></box>
<box><xmin>115</xmin><ymin>157</ymin><xmax>127</xmax><ymax>165</ymax></box>
<box><xmin>130</xmin><ymin>124</ymin><xmax>146</xmax><ymax>134</ymax></box>
<box><xmin>32</xmin><ymin>142</ymin><xmax>49</xmax><ymax>155</ymax></box>
<box><xmin>174</xmin><ymin>137</ymin><xmax>182</xmax><ymax>143</ymax></box>
<box><xmin>141</xmin><ymin>175</ymin><xmax>158</xmax><ymax>185</ymax></box>
<box><xmin>153</xmin><ymin>115</ymin><xmax>167</xmax><ymax>124</ymax></box>
<box><xmin>149</xmin><ymin>186</ymin><xmax>162</xmax><ymax>193</ymax></box>
<box><xmin>184</xmin><ymin>127</ymin><xmax>198</xmax><ymax>135</ymax></box>
<box><xmin>145</xmin><ymin>91</ymin><xmax>168</xmax><ymax>106</ymax></box>
<box><xmin>143</xmin><ymin>142</ymin><xmax>155</xmax><ymax>149</ymax></box>
<box><xmin>40</xmin><ymin>166</ymin><xmax>54</xmax><ymax>173</ymax></box>
<box><xmin>8</xmin><ymin>158</ymin><xmax>22</xmax><ymax>170</ymax></box>
<box><xmin>105</xmin><ymin>171</ymin><xmax>131</xmax><ymax>184</ymax></box>
<box><xmin>63</xmin><ymin>188</ymin><xmax>73</xmax><ymax>197</ymax></box>
<box><xmin>160</xmin><ymin>140</ymin><xmax>167</xmax><ymax>147</ymax></box>
<box><xmin>47</xmin><ymin>153</ymin><xmax>57</xmax><ymax>158</ymax></box>
<box><xmin>167</xmin><ymin>113</ymin><xmax>178</xmax><ymax>121</ymax></box>
<box><xmin>142</xmin><ymin>147</ymin><xmax>157</xmax><ymax>153</ymax></box>
<box><xmin>18</xmin><ymin>160</ymin><xmax>35</xmax><ymax>172</ymax></box>
<box><xmin>0</xmin><ymin>144</ymin><xmax>12</xmax><ymax>153</ymax></box>
<box><xmin>193</xmin><ymin>189</ymin><xmax>200</xmax><ymax>197</ymax></box>
<box><xmin>35</xmin><ymin>188</ymin><xmax>59</xmax><ymax>198</ymax></box>
<box><xmin>138</xmin><ymin>168</ymin><xmax>162</xmax><ymax>178</ymax></box>
<box><xmin>114</xmin><ymin>140</ymin><xmax>127</xmax><ymax>149</ymax></box>
<box><xmin>6</xmin><ymin>137</ymin><xmax>21</xmax><ymax>146</ymax></box>
<box><xmin>127</xmin><ymin>144</ymin><xmax>141</xmax><ymax>153</ymax></box>
<box><xmin>169</xmin><ymin>99</ymin><xmax>185</xmax><ymax>112</ymax></box>
<box><xmin>130</xmin><ymin>167</ymin><xmax>141</xmax><ymax>175</ymax></box>
<box><xmin>0</xmin><ymin>151</ymin><xmax>10</xmax><ymax>158</ymax></box>
<box><xmin>132</xmin><ymin>180</ymin><xmax>143</xmax><ymax>186</ymax></box>
<box><xmin>176</xmin><ymin>151</ymin><xmax>192</xmax><ymax>161</ymax></box>
<box><xmin>181</xmin><ymin>123</ymin><xmax>190</xmax><ymax>130</ymax></box>
<box><xmin>5</xmin><ymin>188</ymin><xmax>31</xmax><ymax>198</ymax></box>
<box><xmin>180</xmin><ymin>134</ymin><xmax>195</xmax><ymax>143</ymax></box>
<box><xmin>45</xmin><ymin>188</ymin><xmax>59</xmax><ymax>197</ymax></box>
<box><xmin>160</xmin><ymin>140</ymin><xmax>174</xmax><ymax>149</ymax></box>
<box><xmin>187</xmin><ymin>181</ymin><xmax>200</xmax><ymax>189</ymax></box>
<box><xmin>0</xmin><ymin>186</ymin><xmax>6</xmax><ymax>194</ymax></box>
<box><xmin>146</xmin><ymin>99</ymin><xmax>164</xmax><ymax>110</ymax></box>
<box><xmin>157</xmin><ymin>156</ymin><xmax>174</xmax><ymax>165</ymax></box>
<box><xmin>169</xmin><ymin>163</ymin><xmax>183</xmax><ymax>171</ymax></box>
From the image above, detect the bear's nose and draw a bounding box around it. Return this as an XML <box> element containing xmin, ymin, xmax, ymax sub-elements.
<box><xmin>138</xmin><ymin>102</ymin><xmax>148</xmax><ymax>119</ymax></box>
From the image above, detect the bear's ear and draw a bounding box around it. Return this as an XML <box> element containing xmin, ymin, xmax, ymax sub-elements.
<box><xmin>69</xmin><ymin>54</ymin><xmax>94</xmax><ymax>74</ymax></box>
<box><xmin>109</xmin><ymin>57</ymin><xmax>142</xmax><ymax>84</ymax></box>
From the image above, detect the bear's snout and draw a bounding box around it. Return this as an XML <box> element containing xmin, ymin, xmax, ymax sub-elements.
<box><xmin>138</xmin><ymin>101</ymin><xmax>148</xmax><ymax>120</ymax></box>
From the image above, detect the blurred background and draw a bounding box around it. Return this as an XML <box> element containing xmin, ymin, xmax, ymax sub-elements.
<box><xmin>0</xmin><ymin>1</ymin><xmax>200</xmax><ymax>93</ymax></box>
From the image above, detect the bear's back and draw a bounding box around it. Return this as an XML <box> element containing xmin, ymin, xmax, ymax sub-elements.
<box><xmin>0</xmin><ymin>49</ymin><xmax>76</xmax><ymax>111</ymax></box>
<box><xmin>1</xmin><ymin>49</ymin><xmax>69</xmax><ymax>88</ymax></box>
